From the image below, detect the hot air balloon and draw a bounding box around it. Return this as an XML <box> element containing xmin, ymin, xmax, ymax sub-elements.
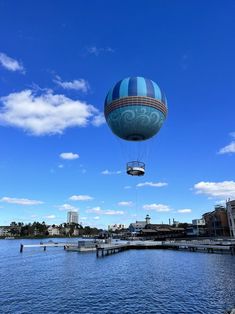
<box><xmin>104</xmin><ymin>76</ymin><xmax>168</xmax><ymax>176</ymax></box>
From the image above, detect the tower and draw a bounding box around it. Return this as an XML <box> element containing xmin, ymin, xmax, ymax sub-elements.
<box><xmin>145</xmin><ymin>214</ymin><xmax>151</xmax><ymax>225</ymax></box>
<box><xmin>67</xmin><ymin>211</ymin><xmax>79</xmax><ymax>224</ymax></box>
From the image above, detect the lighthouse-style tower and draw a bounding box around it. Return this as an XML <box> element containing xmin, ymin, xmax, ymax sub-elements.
<box><xmin>145</xmin><ymin>214</ymin><xmax>151</xmax><ymax>225</ymax></box>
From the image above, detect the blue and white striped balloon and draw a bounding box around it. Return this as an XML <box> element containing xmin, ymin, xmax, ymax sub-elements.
<box><xmin>104</xmin><ymin>77</ymin><xmax>168</xmax><ymax>141</ymax></box>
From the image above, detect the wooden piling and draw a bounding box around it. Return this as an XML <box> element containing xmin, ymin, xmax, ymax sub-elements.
<box><xmin>20</xmin><ymin>244</ymin><xmax>23</xmax><ymax>253</ymax></box>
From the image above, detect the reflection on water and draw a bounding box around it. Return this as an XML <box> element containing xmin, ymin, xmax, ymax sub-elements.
<box><xmin>0</xmin><ymin>238</ymin><xmax>235</xmax><ymax>314</ymax></box>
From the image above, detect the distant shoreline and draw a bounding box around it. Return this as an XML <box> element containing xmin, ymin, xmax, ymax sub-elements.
<box><xmin>0</xmin><ymin>235</ymin><xmax>95</xmax><ymax>240</ymax></box>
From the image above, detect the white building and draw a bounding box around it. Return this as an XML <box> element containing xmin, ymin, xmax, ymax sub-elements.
<box><xmin>192</xmin><ymin>219</ymin><xmax>205</xmax><ymax>226</ymax></box>
<box><xmin>129</xmin><ymin>215</ymin><xmax>151</xmax><ymax>233</ymax></box>
<box><xmin>67</xmin><ymin>211</ymin><xmax>79</xmax><ymax>224</ymax></box>
<box><xmin>0</xmin><ymin>227</ymin><xmax>11</xmax><ymax>237</ymax></box>
<box><xmin>47</xmin><ymin>226</ymin><xmax>60</xmax><ymax>236</ymax></box>
<box><xmin>226</xmin><ymin>200</ymin><xmax>235</xmax><ymax>237</ymax></box>
<box><xmin>108</xmin><ymin>224</ymin><xmax>125</xmax><ymax>232</ymax></box>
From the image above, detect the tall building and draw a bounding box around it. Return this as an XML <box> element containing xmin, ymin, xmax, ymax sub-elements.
<box><xmin>226</xmin><ymin>200</ymin><xmax>235</xmax><ymax>238</ymax></box>
<box><xmin>67</xmin><ymin>211</ymin><xmax>79</xmax><ymax>224</ymax></box>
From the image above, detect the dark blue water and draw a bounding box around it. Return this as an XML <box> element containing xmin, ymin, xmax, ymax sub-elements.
<box><xmin>0</xmin><ymin>239</ymin><xmax>235</xmax><ymax>314</ymax></box>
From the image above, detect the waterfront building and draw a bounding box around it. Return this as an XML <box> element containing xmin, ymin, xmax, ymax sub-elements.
<box><xmin>203</xmin><ymin>205</ymin><xmax>229</xmax><ymax>237</ymax></box>
<box><xmin>186</xmin><ymin>219</ymin><xmax>206</xmax><ymax>236</ymax></box>
<box><xmin>129</xmin><ymin>215</ymin><xmax>151</xmax><ymax>233</ymax></box>
<box><xmin>67</xmin><ymin>211</ymin><xmax>79</xmax><ymax>224</ymax></box>
<box><xmin>226</xmin><ymin>199</ymin><xmax>235</xmax><ymax>237</ymax></box>
<box><xmin>0</xmin><ymin>226</ymin><xmax>11</xmax><ymax>237</ymax></box>
<box><xmin>108</xmin><ymin>224</ymin><xmax>125</xmax><ymax>232</ymax></box>
<box><xmin>47</xmin><ymin>226</ymin><xmax>60</xmax><ymax>236</ymax></box>
<box><xmin>140</xmin><ymin>224</ymin><xmax>185</xmax><ymax>240</ymax></box>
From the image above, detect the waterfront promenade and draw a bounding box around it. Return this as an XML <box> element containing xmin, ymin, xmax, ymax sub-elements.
<box><xmin>20</xmin><ymin>239</ymin><xmax>235</xmax><ymax>256</ymax></box>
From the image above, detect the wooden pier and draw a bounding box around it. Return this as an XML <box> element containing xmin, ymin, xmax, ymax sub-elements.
<box><xmin>20</xmin><ymin>242</ymin><xmax>74</xmax><ymax>252</ymax></box>
<box><xmin>96</xmin><ymin>243</ymin><xmax>130</xmax><ymax>257</ymax></box>
<box><xmin>20</xmin><ymin>240</ymin><xmax>235</xmax><ymax>256</ymax></box>
<box><xmin>96</xmin><ymin>240</ymin><xmax>235</xmax><ymax>257</ymax></box>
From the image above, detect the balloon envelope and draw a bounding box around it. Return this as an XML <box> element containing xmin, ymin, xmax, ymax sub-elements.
<box><xmin>104</xmin><ymin>77</ymin><xmax>168</xmax><ymax>141</ymax></box>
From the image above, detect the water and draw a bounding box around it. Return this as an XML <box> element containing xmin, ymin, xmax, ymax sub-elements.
<box><xmin>0</xmin><ymin>238</ymin><xmax>235</xmax><ymax>314</ymax></box>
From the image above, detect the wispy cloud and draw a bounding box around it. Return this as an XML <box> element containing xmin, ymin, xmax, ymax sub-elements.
<box><xmin>54</xmin><ymin>75</ymin><xmax>89</xmax><ymax>92</ymax></box>
<box><xmin>69</xmin><ymin>195</ymin><xmax>93</xmax><ymax>201</ymax></box>
<box><xmin>0</xmin><ymin>90</ymin><xmax>104</xmax><ymax>135</ymax></box>
<box><xmin>177</xmin><ymin>209</ymin><xmax>192</xmax><ymax>214</ymax></box>
<box><xmin>58</xmin><ymin>204</ymin><xmax>78</xmax><ymax>211</ymax></box>
<box><xmin>0</xmin><ymin>52</ymin><xmax>25</xmax><ymax>73</ymax></box>
<box><xmin>44</xmin><ymin>214</ymin><xmax>56</xmax><ymax>219</ymax></box>
<box><xmin>118</xmin><ymin>201</ymin><xmax>133</xmax><ymax>207</ymax></box>
<box><xmin>194</xmin><ymin>181</ymin><xmax>235</xmax><ymax>199</ymax></box>
<box><xmin>218</xmin><ymin>132</ymin><xmax>235</xmax><ymax>154</ymax></box>
<box><xmin>86</xmin><ymin>206</ymin><xmax>124</xmax><ymax>215</ymax></box>
<box><xmin>137</xmin><ymin>182</ymin><xmax>168</xmax><ymax>188</ymax></box>
<box><xmin>93</xmin><ymin>216</ymin><xmax>100</xmax><ymax>220</ymax></box>
<box><xmin>124</xmin><ymin>186</ymin><xmax>132</xmax><ymax>189</ymax></box>
<box><xmin>101</xmin><ymin>169</ymin><xmax>121</xmax><ymax>175</ymax></box>
<box><xmin>86</xmin><ymin>46</ymin><xmax>114</xmax><ymax>56</ymax></box>
<box><xmin>143</xmin><ymin>203</ymin><xmax>171</xmax><ymax>212</ymax></box>
<box><xmin>92</xmin><ymin>113</ymin><xmax>105</xmax><ymax>126</ymax></box>
<box><xmin>0</xmin><ymin>196</ymin><xmax>43</xmax><ymax>205</ymax></box>
<box><xmin>60</xmin><ymin>152</ymin><xmax>79</xmax><ymax>160</ymax></box>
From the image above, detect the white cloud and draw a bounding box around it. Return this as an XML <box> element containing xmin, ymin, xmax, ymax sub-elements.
<box><xmin>218</xmin><ymin>132</ymin><xmax>235</xmax><ymax>154</ymax></box>
<box><xmin>0</xmin><ymin>196</ymin><xmax>43</xmax><ymax>205</ymax></box>
<box><xmin>137</xmin><ymin>182</ymin><xmax>168</xmax><ymax>188</ymax></box>
<box><xmin>92</xmin><ymin>113</ymin><xmax>105</xmax><ymax>126</ymax></box>
<box><xmin>0</xmin><ymin>52</ymin><xmax>24</xmax><ymax>73</ymax></box>
<box><xmin>218</xmin><ymin>142</ymin><xmax>235</xmax><ymax>154</ymax></box>
<box><xmin>0</xmin><ymin>90</ymin><xmax>105</xmax><ymax>135</ymax></box>
<box><xmin>45</xmin><ymin>215</ymin><xmax>56</xmax><ymax>219</ymax></box>
<box><xmin>104</xmin><ymin>210</ymin><xmax>124</xmax><ymax>215</ymax></box>
<box><xmin>94</xmin><ymin>216</ymin><xmax>100</xmax><ymax>220</ymax></box>
<box><xmin>60</xmin><ymin>152</ymin><xmax>79</xmax><ymax>160</ymax></box>
<box><xmin>194</xmin><ymin>181</ymin><xmax>235</xmax><ymax>199</ymax></box>
<box><xmin>118</xmin><ymin>201</ymin><xmax>133</xmax><ymax>207</ymax></box>
<box><xmin>58</xmin><ymin>203</ymin><xmax>78</xmax><ymax>211</ymax></box>
<box><xmin>86</xmin><ymin>46</ymin><xmax>114</xmax><ymax>56</ymax></box>
<box><xmin>177</xmin><ymin>209</ymin><xmax>192</xmax><ymax>214</ymax></box>
<box><xmin>86</xmin><ymin>206</ymin><xmax>101</xmax><ymax>213</ymax></box>
<box><xmin>101</xmin><ymin>169</ymin><xmax>122</xmax><ymax>175</ymax></box>
<box><xmin>69</xmin><ymin>195</ymin><xmax>93</xmax><ymax>201</ymax></box>
<box><xmin>143</xmin><ymin>203</ymin><xmax>171</xmax><ymax>212</ymax></box>
<box><xmin>54</xmin><ymin>75</ymin><xmax>89</xmax><ymax>92</ymax></box>
<box><xmin>86</xmin><ymin>206</ymin><xmax>124</xmax><ymax>215</ymax></box>
<box><xmin>58</xmin><ymin>164</ymin><xmax>64</xmax><ymax>168</ymax></box>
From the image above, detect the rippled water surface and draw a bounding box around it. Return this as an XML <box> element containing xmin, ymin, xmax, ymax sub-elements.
<box><xmin>0</xmin><ymin>238</ymin><xmax>235</xmax><ymax>314</ymax></box>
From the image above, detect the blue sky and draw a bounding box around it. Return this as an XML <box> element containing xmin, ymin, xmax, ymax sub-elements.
<box><xmin>0</xmin><ymin>0</ymin><xmax>235</xmax><ymax>228</ymax></box>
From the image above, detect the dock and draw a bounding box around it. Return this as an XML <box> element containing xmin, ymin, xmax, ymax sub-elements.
<box><xmin>96</xmin><ymin>240</ymin><xmax>235</xmax><ymax>257</ymax></box>
<box><xmin>20</xmin><ymin>239</ymin><xmax>235</xmax><ymax>256</ymax></box>
<box><xmin>20</xmin><ymin>242</ymin><xmax>75</xmax><ymax>252</ymax></box>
